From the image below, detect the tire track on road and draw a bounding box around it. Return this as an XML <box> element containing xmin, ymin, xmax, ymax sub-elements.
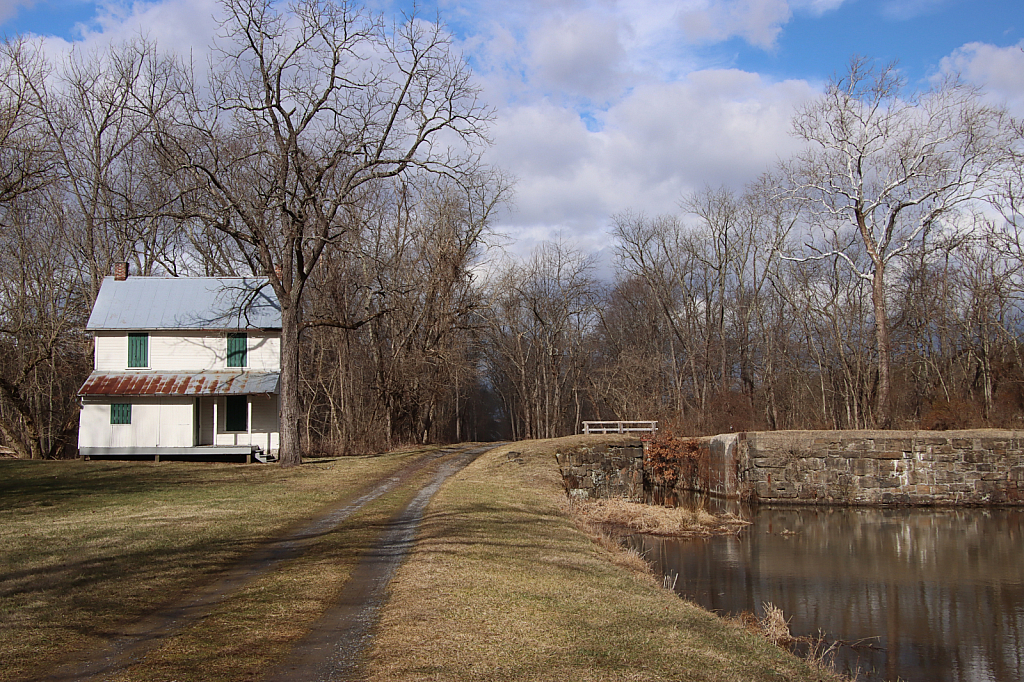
<box><xmin>260</xmin><ymin>443</ymin><xmax>500</xmax><ymax>682</ymax></box>
<box><xmin>41</xmin><ymin>445</ymin><xmax>486</xmax><ymax>682</ymax></box>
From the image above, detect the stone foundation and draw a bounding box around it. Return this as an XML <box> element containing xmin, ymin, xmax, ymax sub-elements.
<box><xmin>736</xmin><ymin>430</ymin><xmax>1024</xmax><ymax>505</ymax></box>
<box><xmin>555</xmin><ymin>441</ymin><xmax>644</xmax><ymax>500</ymax></box>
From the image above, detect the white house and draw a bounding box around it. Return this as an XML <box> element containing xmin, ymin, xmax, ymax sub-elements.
<box><xmin>77</xmin><ymin>269</ymin><xmax>282</xmax><ymax>462</ymax></box>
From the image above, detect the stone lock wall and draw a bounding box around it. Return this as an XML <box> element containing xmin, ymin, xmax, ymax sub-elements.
<box><xmin>556</xmin><ymin>441</ymin><xmax>644</xmax><ymax>500</ymax></box>
<box><xmin>556</xmin><ymin>430</ymin><xmax>1024</xmax><ymax>506</ymax></box>
<box><xmin>737</xmin><ymin>430</ymin><xmax>1024</xmax><ymax>505</ymax></box>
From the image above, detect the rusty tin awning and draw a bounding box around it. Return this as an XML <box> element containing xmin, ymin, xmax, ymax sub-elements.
<box><xmin>78</xmin><ymin>371</ymin><xmax>280</xmax><ymax>397</ymax></box>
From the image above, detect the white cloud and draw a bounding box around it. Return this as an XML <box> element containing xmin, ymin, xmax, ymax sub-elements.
<box><xmin>486</xmin><ymin>68</ymin><xmax>817</xmax><ymax>247</ymax></box>
<box><xmin>527</xmin><ymin>11</ymin><xmax>629</xmax><ymax>102</ymax></box>
<box><xmin>678</xmin><ymin>0</ymin><xmax>792</xmax><ymax>50</ymax></box>
<box><xmin>0</xmin><ymin>0</ymin><xmax>34</xmax><ymax>24</ymax></box>
<box><xmin>58</xmin><ymin>0</ymin><xmax>220</xmax><ymax>59</ymax></box>
<box><xmin>939</xmin><ymin>41</ymin><xmax>1024</xmax><ymax>115</ymax></box>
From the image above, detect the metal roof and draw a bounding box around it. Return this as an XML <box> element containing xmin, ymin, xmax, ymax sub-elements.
<box><xmin>78</xmin><ymin>371</ymin><xmax>280</xmax><ymax>396</ymax></box>
<box><xmin>86</xmin><ymin>277</ymin><xmax>281</xmax><ymax>331</ymax></box>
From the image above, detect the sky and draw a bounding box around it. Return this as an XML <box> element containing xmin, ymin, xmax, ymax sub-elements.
<box><xmin>2</xmin><ymin>0</ymin><xmax>1024</xmax><ymax>267</ymax></box>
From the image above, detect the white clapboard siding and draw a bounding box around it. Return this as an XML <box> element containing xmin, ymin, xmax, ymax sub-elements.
<box><xmin>80</xmin><ymin>398</ymin><xmax>194</xmax><ymax>448</ymax></box>
<box><xmin>94</xmin><ymin>331</ymin><xmax>280</xmax><ymax>372</ymax></box>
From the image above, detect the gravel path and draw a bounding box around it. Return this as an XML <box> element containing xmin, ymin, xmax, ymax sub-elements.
<box><xmin>260</xmin><ymin>444</ymin><xmax>497</xmax><ymax>682</ymax></box>
<box><xmin>42</xmin><ymin>444</ymin><xmax>494</xmax><ymax>682</ymax></box>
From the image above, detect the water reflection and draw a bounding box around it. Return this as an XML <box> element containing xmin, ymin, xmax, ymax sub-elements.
<box><xmin>628</xmin><ymin>507</ymin><xmax>1024</xmax><ymax>682</ymax></box>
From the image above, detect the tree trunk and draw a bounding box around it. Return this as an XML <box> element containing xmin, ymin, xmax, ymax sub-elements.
<box><xmin>278</xmin><ymin>303</ymin><xmax>303</xmax><ymax>467</ymax></box>
<box><xmin>872</xmin><ymin>266</ymin><xmax>892</xmax><ymax>428</ymax></box>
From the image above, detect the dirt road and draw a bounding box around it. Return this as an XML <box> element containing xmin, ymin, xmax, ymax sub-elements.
<box><xmin>42</xmin><ymin>443</ymin><xmax>498</xmax><ymax>682</ymax></box>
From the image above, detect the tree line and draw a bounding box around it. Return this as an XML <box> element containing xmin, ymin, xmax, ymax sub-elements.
<box><xmin>1</xmin><ymin>3</ymin><xmax>1023</xmax><ymax>461</ymax></box>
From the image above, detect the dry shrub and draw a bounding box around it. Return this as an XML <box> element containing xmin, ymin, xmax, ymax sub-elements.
<box><xmin>759</xmin><ymin>602</ymin><xmax>794</xmax><ymax>647</ymax></box>
<box><xmin>737</xmin><ymin>603</ymin><xmax>847</xmax><ymax>680</ymax></box>
<box><xmin>919</xmin><ymin>397</ymin><xmax>982</xmax><ymax>430</ymax></box>
<box><xmin>644</xmin><ymin>433</ymin><xmax>707</xmax><ymax>488</ymax></box>
<box><xmin>570</xmin><ymin>498</ymin><xmax>749</xmax><ymax>538</ymax></box>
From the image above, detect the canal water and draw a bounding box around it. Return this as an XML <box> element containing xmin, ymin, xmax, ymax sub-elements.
<box><xmin>627</xmin><ymin>505</ymin><xmax>1024</xmax><ymax>682</ymax></box>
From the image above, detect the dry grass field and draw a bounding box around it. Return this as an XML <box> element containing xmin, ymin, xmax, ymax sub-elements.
<box><xmin>366</xmin><ymin>436</ymin><xmax>840</xmax><ymax>682</ymax></box>
<box><xmin>2</xmin><ymin>439</ymin><xmax>840</xmax><ymax>681</ymax></box>
<box><xmin>0</xmin><ymin>448</ymin><xmax>439</xmax><ymax>682</ymax></box>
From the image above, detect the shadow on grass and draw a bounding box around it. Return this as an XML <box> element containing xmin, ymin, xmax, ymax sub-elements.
<box><xmin>0</xmin><ymin>460</ymin><xmax>285</xmax><ymax>513</ymax></box>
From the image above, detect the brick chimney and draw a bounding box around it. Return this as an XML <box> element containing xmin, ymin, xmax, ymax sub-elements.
<box><xmin>114</xmin><ymin>262</ymin><xmax>129</xmax><ymax>281</ymax></box>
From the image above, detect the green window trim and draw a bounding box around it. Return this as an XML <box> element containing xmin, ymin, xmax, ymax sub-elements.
<box><xmin>128</xmin><ymin>333</ymin><xmax>148</xmax><ymax>368</ymax></box>
<box><xmin>227</xmin><ymin>333</ymin><xmax>248</xmax><ymax>368</ymax></box>
<box><xmin>225</xmin><ymin>395</ymin><xmax>248</xmax><ymax>432</ymax></box>
<box><xmin>111</xmin><ymin>403</ymin><xmax>131</xmax><ymax>424</ymax></box>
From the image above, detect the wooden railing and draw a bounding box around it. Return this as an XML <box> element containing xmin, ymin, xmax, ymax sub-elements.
<box><xmin>581</xmin><ymin>420</ymin><xmax>658</xmax><ymax>435</ymax></box>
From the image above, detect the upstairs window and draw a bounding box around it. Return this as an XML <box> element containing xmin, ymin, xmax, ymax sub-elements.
<box><xmin>128</xmin><ymin>333</ymin><xmax>148</xmax><ymax>368</ymax></box>
<box><xmin>225</xmin><ymin>395</ymin><xmax>247</xmax><ymax>432</ymax></box>
<box><xmin>227</xmin><ymin>333</ymin><xmax>248</xmax><ymax>368</ymax></box>
<box><xmin>110</xmin><ymin>403</ymin><xmax>131</xmax><ymax>424</ymax></box>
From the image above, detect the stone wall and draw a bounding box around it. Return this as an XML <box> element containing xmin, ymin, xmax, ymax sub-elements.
<box><xmin>555</xmin><ymin>441</ymin><xmax>644</xmax><ymax>500</ymax></box>
<box><xmin>737</xmin><ymin>430</ymin><xmax>1024</xmax><ymax>505</ymax></box>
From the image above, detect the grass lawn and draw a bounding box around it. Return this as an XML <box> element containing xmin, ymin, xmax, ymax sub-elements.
<box><xmin>2</xmin><ymin>439</ymin><xmax>840</xmax><ymax>682</ymax></box>
<box><xmin>367</xmin><ymin>436</ymin><xmax>840</xmax><ymax>682</ymax></box>
<box><xmin>0</xmin><ymin>448</ymin><xmax>438</xmax><ymax>682</ymax></box>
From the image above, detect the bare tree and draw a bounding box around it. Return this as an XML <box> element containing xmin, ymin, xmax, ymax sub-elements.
<box><xmin>157</xmin><ymin>0</ymin><xmax>492</xmax><ymax>465</ymax></box>
<box><xmin>783</xmin><ymin>57</ymin><xmax>1015</xmax><ymax>426</ymax></box>
<box><xmin>483</xmin><ymin>241</ymin><xmax>597</xmax><ymax>439</ymax></box>
<box><xmin>0</xmin><ymin>39</ymin><xmax>50</xmax><ymax>207</ymax></box>
<box><xmin>14</xmin><ymin>38</ymin><xmax>187</xmax><ymax>292</ymax></box>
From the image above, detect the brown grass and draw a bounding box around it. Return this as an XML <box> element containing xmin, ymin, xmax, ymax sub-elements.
<box><xmin>0</xmin><ymin>449</ymin><xmax>440</xmax><ymax>682</ymax></box>
<box><xmin>570</xmin><ymin>497</ymin><xmax>751</xmax><ymax>537</ymax></box>
<box><xmin>365</xmin><ymin>436</ymin><xmax>842</xmax><ymax>682</ymax></box>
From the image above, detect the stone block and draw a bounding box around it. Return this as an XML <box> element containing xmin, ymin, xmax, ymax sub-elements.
<box><xmin>852</xmin><ymin>459</ymin><xmax>876</xmax><ymax>476</ymax></box>
<box><xmin>879</xmin><ymin>477</ymin><xmax>902</xmax><ymax>488</ymax></box>
<box><xmin>859</xmin><ymin>477</ymin><xmax>879</xmax><ymax>489</ymax></box>
<box><xmin>826</xmin><ymin>456</ymin><xmax>849</xmax><ymax>470</ymax></box>
<box><xmin>975</xmin><ymin>480</ymin><xmax>1002</xmax><ymax>494</ymax></box>
<box><xmin>871</xmin><ymin>450</ymin><xmax>903</xmax><ymax>460</ymax></box>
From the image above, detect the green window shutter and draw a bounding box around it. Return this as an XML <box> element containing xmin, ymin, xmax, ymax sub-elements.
<box><xmin>227</xmin><ymin>333</ymin><xmax>247</xmax><ymax>368</ymax></box>
<box><xmin>128</xmin><ymin>333</ymin><xmax>148</xmax><ymax>368</ymax></box>
<box><xmin>225</xmin><ymin>396</ymin><xmax>247</xmax><ymax>432</ymax></box>
<box><xmin>111</xmin><ymin>403</ymin><xmax>131</xmax><ymax>424</ymax></box>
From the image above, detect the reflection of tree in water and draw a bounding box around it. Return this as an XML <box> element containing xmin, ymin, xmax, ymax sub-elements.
<box><xmin>631</xmin><ymin>507</ymin><xmax>1024</xmax><ymax>682</ymax></box>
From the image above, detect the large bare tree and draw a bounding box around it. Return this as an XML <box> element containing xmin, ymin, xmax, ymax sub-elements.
<box><xmin>783</xmin><ymin>57</ymin><xmax>1014</xmax><ymax>426</ymax></box>
<box><xmin>158</xmin><ymin>0</ymin><xmax>492</xmax><ymax>465</ymax></box>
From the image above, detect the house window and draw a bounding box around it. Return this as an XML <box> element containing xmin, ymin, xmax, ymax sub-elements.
<box><xmin>111</xmin><ymin>403</ymin><xmax>131</xmax><ymax>424</ymax></box>
<box><xmin>225</xmin><ymin>395</ymin><xmax>247</xmax><ymax>432</ymax></box>
<box><xmin>227</xmin><ymin>333</ymin><xmax>247</xmax><ymax>368</ymax></box>
<box><xmin>128</xmin><ymin>333</ymin><xmax>148</xmax><ymax>368</ymax></box>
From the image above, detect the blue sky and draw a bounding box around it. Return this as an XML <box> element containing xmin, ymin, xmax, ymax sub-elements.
<box><xmin>3</xmin><ymin>0</ymin><xmax>1023</xmax><ymax>259</ymax></box>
